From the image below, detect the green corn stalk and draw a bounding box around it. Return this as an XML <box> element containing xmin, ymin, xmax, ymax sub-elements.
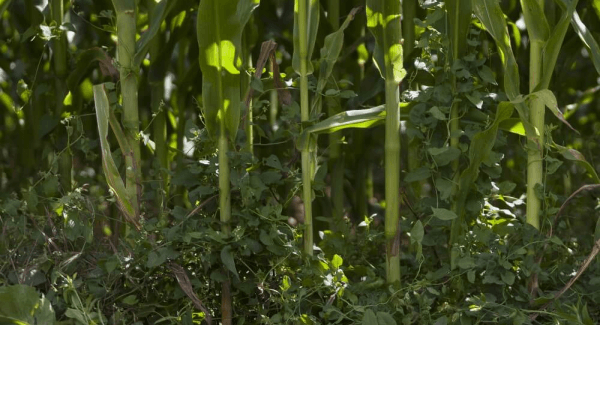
<box><xmin>293</xmin><ymin>0</ymin><xmax>320</xmax><ymax>256</ymax></box>
<box><xmin>446</xmin><ymin>0</ymin><xmax>472</xmax><ymax>176</ymax></box>
<box><xmin>403</xmin><ymin>0</ymin><xmax>421</xmax><ymax>198</ymax></box>
<box><xmin>111</xmin><ymin>0</ymin><xmax>176</xmax><ymax>218</ymax></box>
<box><xmin>112</xmin><ymin>0</ymin><xmax>141</xmax><ymax>217</ymax></box>
<box><xmin>148</xmin><ymin>0</ymin><xmax>169</xmax><ymax>211</ymax></box>
<box><xmin>311</xmin><ymin>5</ymin><xmax>360</xmax><ymax>230</ymax></box>
<box><xmin>197</xmin><ymin>0</ymin><xmax>259</xmax><ymax>324</ymax></box>
<box><xmin>326</xmin><ymin>0</ymin><xmax>343</xmax><ymax>230</ymax></box>
<box><xmin>51</xmin><ymin>0</ymin><xmax>71</xmax><ymax>193</ymax></box>
<box><xmin>473</xmin><ymin>0</ymin><xmax>576</xmax><ymax>232</ymax></box>
<box><xmin>367</xmin><ymin>0</ymin><xmax>405</xmax><ymax>284</ymax></box>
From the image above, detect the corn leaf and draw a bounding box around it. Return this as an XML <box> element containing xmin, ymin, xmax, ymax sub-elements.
<box><xmin>473</xmin><ymin>0</ymin><xmax>521</xmax><ymax>100</ymax></box>
<box><xmin>133</xmin><ymin>0</ymin><xmax>180</xmax><ymax>68</ymax></box>
<box><xmin>519</xmin><ymin>0</ymin><xmax>549</xmax><ymax>43</ymax></box>
<box><xmin>197</xmin><ymin>0</ymin><xmax>259</xmax><ymax>142</ymax></box>
<box><xmin>292</xmin><ymin>0</ymin><xmax>320</xmax><ymax>76</ymax></box>
<box><xmin>538</xmin><ymin>0</ymin><xmax>578</xmax><ymax>90</ymax></box>
<box><xmin>66</xmin><ymin>47</ymin><xmax>117</xmax><ymax>95</ymax></box>
<box><xmin>366</xmin><ymin>0</ymin><xmax>406</xmax><ymax>83</ymax></box>
<box><xmin>311</xmin><ymin>7</ymin><xmax>361</xmax><ymax>118</ymax></box>
<box><xmin>450</xmin><ymin>102</ymin><xmax>514</xmax><ymax>245</ymax></box>
<box><xmin>93</xmin><ymin>84</ymin><xmax>139</xmax><ymax>229</ymax></box>
<box><xmin>565</xmin><ymin>5</ymin><xmax>600</xmax><ymax>78</ymax></box>
<box><xmin>304</xmin><ymin>102</ymin><xmax>413</xmax><ymax>136</ymax></box>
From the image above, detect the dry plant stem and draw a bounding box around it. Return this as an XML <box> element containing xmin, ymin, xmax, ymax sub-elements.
<box><xmin>530</xmin><ymin>238</ymin><xmax>600</xmax><ymax>321</ymax></box>
<box><xmin>169</xmin><ymin>263</ymin><xmax>212</xmax><ymax>324</ymax></box>
<box><xmin>529</xmin><ymin>184</ymin><xmax>600</xmax><ymax>320</ymax></box>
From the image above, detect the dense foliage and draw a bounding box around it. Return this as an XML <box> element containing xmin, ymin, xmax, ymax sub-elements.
<box><xmin>2</xmin><ymin>0</ymin><xmax>600</xmax><ymax>324</ymax></box>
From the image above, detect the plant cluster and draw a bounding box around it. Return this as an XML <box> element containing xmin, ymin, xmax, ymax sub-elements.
<box><xmin>1</xmin><ymin>0</ymin><xmax>600</xmax><ymax>324</ymax></box>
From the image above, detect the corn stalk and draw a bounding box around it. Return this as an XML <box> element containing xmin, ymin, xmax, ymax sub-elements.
<box><xmin>367</xmin><ymin>0</ymin><xmax>405</xmax><ymax>284</ymax></box>
<box><xmin>148</xmin><ymin>0</ymin><xmax>169</xmax><ymax>211</ymax></box>
<box><xmin>293</xmin><ymin>0</ymin><xmax>320</xmax><ymax>256</ymax></box>
<box><xmin>197</xmin><ymin>0</ymin><xmax>259</xmax><ymax>324</ymax></box>
<box><xmin>326</xmin><ymin>0</ymin><xmax>343</xmax><ymax>230</ymax></box>
<box><xmin>446</xmin><ymin>0</ymin><xmax>472</xmax><ymax>177</ymax></box>
<box><xmin>111</xmin><ymin>0</ymin><xmax>176</xmax><ymax>218</ymax></box>
<box><xmin>51</xmin><ymin>0</ymin><xmax>71</xmax><ymax>193</ymax></box>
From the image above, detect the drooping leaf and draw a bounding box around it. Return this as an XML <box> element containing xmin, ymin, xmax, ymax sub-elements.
<box><xmin>93</xmin><ymin>84</ymin><xmax>140</xmax><ymax>229</ymax></box>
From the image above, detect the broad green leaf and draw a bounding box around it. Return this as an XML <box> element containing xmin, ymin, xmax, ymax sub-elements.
<box><xmin>0</xmin><ymin>285</ymin><xmax>55</xmax><ymax>325</ymax></box>
<box><xmin>366</xmin><ymin>0</ymin><xmax>406</xmax><ymax>83</ymax></box>
<box><xmin>450</xmin><ymin>102</ymin><xmax>514</xmax><ymax>244</ymax></box>
<box><xmin>93</xmin><ymin>84</ymin><xmax>139</xmax><ymax>228</ymax></box>
<box><xmin>305</xmin><ymin>105</ymin><xmax>385</xmax><ymax>135</ymax></box>
<box><xmin>376</xmin><ymin>312</ymin><xmax>396</xmax><ymax>325</ymax></box>
<box><xmin>292</xmin><ymin>0</ymin><xmax>320</xmax><ymax>76</ymax></box>
<box><xmin>221</xmin><ymin>245</ymin><xmax>239</xmax><ymax>279</ymax></box>
<box><xmin>499</xmin><ymin>118</ymin><xmax>526</xmax><ymax>136</ymax></box>
<box><xmin>362</xmin><ymin>309</ymin><xmax>378</xmax><ymax>325</ymax></box>
<box><xmin>304</xmin><ymin>103</ymin><xmax>413</xmax><ymax>136</ymax></box>
<box><xmin>197</xmin><ymin>0</ymin><xmax>259</xmax><ymax>142</ymax></box>
<box><xmin>432</xmin><ymin>207</ymin><xmax>458</xmax><ymax>221</ymax></box>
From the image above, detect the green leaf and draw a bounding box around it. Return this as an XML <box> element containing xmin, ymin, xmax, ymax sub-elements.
<box><xmin>519</xmin><ymin>0</ymin><xmax>550</xmax><ymax>43</ymax></box>
<box><xmin>93</xmin><ymin>84</ymin><xmax>139</xmax><ymax>228</ymax></box>
<box><xmin>366</xmin><ymin>0</ymin><xmax>406</xmax><ymax>83</ymax></box>
<box><xmin>197</xmin><ymin>0</ymin><xmax>259</xmax><ymax>142</ymax></box>
<box><xmin>221</xmin><ymin>245</ymin><xmax>239</xmax><ymax>279</ymax></box>
<box><xmin>311</xmin><ymin>7</ymin><xmax>361</xmax><ymax>117</ymax></box>
<box><xmin>432</xmin><ymin>207</ymin><xmax>458</xmax><ymax>221</ymax></box>
<box><xmin>570</xmin><ymin>9</ymin><xmax>600</xmax><ymax>77</ymax></box>
<box><xmin>446</xmin><ymin>0</ymin><xmax>473</xmax><ymax>62</ymax></box>
<box><xmin>331</xmin><ymin>254</ymin><xmax>343</xmax><ymax>269</ymax></box>
<box><xmin>362</xmin><ymin>309</ymin><xmax>378</xmax><ymax>325</ymax></box>
<box><xmin>553</xmin><ymin>143</ymin><xmax>600</xmax><ymax>184</ymax></box>
<box><xmin>376</xmin><ymin>312</ymin><xmax>396</xmax><ymax>325</ymax></box>
<box><xmin>0</xmin><ymin>285</ymin><xmax>55</xmax><ymax>325</ymax></box>
<box><xmin>134</xmin><ymin>0</ymin><xmax>180</xmax><ymax>68</ymax></box>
